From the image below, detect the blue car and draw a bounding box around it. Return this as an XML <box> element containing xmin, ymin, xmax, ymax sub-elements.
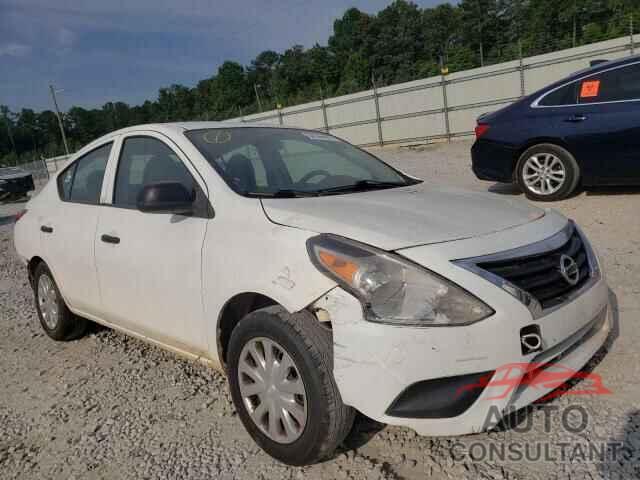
<box><xmin>471</xmin><ymin>54</ymin><xmax>640</xmax><ymax>201</ymax></box>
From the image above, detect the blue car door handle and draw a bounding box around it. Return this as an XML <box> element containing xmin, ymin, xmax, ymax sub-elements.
<box><xmin>565</xmin><ymin>114</ymin><xmax>587</xmax><ymax>123</ymax></box>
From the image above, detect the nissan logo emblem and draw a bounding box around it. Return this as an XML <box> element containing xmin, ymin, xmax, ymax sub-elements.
<box><xmin>559</xmin><ymin>254</ymin><xmax>580</xmax><ymax>286</ymax></box>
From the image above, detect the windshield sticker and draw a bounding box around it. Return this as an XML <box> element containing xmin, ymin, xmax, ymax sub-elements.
<box><xmin>203</xmin><ymin>130</ymin><xmax>232</xmax><ymax>144</ymax></box>
<box><xmin>300</xmin><ymin>132</ymin><xmax>340</xmax><ymax>142</ymax></box>
<box><xmin>580</xmin><ymin>80</ymin><xmax>600</xmax><ymax>98</ymax></box>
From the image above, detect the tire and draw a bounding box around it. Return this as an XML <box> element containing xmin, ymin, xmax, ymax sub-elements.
<box><xmin>227</xmin><ymin>306</ymin><xmax>355</xmax><ymax>465</ymax></box>
<box><xmin>515</xmin><ymin>143</ymin><xmax>580</xmax><ymax>201</ymax></box>
<box><xmin>33</xmin><ymin>262</ymin><xmax>87</xmax><ymax>341</ymax></box>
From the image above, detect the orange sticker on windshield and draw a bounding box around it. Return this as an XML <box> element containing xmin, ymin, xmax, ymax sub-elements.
<box><xmin>580</xmin><ymin>80</ymin><xmax>600</xmax><ymax>98</ymax></box>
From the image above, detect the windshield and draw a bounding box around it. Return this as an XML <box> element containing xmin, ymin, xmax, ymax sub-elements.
<box><xmin>185</xmin><ymin>127</ymin><xmax>419</xmax><ymax>197</ymax></box>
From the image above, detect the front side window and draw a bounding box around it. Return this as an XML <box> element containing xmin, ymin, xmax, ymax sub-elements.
<box><xmin>58</xmin><ymin>142</ymin><xmax>112</xmax><ymax>203</ymax></box>
<box><xmin>185</xmin><ymin>128</ymin><xmax>416</xmax><ymax>197</ymax></box>
<box><xmin>578</xmin><ymin>63</ymin><xmax>640</xmax><ymax>104</ymax></box>
<box><xmin>113</xmin><ymin>136</ymin><xmax>196</xmax><ymax>208</ymax></box>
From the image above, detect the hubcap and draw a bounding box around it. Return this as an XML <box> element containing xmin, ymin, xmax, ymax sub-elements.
<box><xmin>522</xmin><ymin>153</ymin><xmax>566</xmax><ymax>196</ymax></box>
<box><xmin>37</xmin><ymin>274</ymin><xmax>59</xmax><ymax>329</ymax></box>
<box><xmin>238</xmin><ymin>337</ymin><xmax>307</xmax><ymax>444</ymax></box>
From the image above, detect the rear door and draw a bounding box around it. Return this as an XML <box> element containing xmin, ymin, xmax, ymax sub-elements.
<box><xmin>94</xmin><ymin>132</ymin><xmax>210</xmax><ymax>354</ymax></box>
<box><xmin>42</xmin><ymin>142</ymin><xmax>114</xmax><ymax>315</ymax></box>
<box><xmin>567</xmin><ymin>61</ymin><xmax>640</xmax><ymax>183</ymax></box>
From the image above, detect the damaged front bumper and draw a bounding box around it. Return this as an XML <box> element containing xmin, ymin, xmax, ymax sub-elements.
<box><xmin>317</xmin><ymin>278</ymin><xmax>610</xmax><ymax>436</ymax></box>
<box><xmin>313</xmin><ymin>216</ymin><xmax>612</xmax><ymax>436</ymax></box>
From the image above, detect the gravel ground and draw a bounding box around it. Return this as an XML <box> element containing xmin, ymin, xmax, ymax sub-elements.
<box><xmin>1</xmin><ymin>140</ymin><xmax>639</xmax><ymax>479</ymax></box>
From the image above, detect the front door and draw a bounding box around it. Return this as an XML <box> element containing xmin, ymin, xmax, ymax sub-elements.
<box><xmin>94</xmin><ymin>133</ymin><xmax>210</xmax><ymax>354</ymax></box>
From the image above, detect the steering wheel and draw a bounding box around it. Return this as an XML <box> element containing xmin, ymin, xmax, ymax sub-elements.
<box><xmin>297</xmin><ymin>170</ymin><xmax>331</xmax><ymax>185</ymax></box>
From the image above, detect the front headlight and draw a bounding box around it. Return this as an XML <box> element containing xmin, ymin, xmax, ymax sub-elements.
<box><xmin>307</xmin><ymin>234</ymin><xmax>494</xmax><ymax>326</ymax></box>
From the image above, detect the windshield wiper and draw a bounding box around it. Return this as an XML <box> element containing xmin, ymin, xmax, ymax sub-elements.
<box><xmin>246</xmin><ymin>189</ymin><xmax>319</xmax><ymax>198</ymax></box>
<box><xmin>247</xmin><ymin>180</ymin><xmax>413</xmax><ymax>198</ymax></box>
<box><xmin>315</xmin><ymin>180</ymin><xmax>408</xmax><ymax>195</ymax></box>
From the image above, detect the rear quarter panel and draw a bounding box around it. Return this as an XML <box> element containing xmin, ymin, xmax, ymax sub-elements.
<box><xmin>12</xmin><ymin>184</ymin><xmax>54</xmax><ymax>265</ymax></box>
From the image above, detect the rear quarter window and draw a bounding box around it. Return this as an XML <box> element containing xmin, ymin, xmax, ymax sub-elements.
<box><xmin>538</xmin><ymin>82</ymin><xmax>578</xmax><ymax>107</ymax></box>
<box><xmin>57</xmin><ymin>142</ymin><xmax>112</xmax><ymax>203</ymax></box>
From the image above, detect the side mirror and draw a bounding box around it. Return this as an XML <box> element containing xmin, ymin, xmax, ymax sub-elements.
<box><xmin>136</xmin><ymin>182</ymin><xmax>195</xmax><ymax>215</ymax></box>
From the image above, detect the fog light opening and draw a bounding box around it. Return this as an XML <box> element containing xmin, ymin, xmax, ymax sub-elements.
<box><xmin>520</xmin><ymin>325</ymin><xmax>543</xmax><ymax>355</ymax></box>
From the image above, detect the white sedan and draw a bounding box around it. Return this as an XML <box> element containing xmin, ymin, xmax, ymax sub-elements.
<box><xmin>13</xmin><ymin>123</ymin><xmax>611</xmax><ymax>465</ymax></box>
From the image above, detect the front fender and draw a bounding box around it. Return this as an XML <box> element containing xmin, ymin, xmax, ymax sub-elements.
<box><xmin>202</xmin><ymin>214</ymin><xmax>336</xmax><ymax>361</ymax></box>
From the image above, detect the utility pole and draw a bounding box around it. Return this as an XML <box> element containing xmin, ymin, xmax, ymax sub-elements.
<box><xmin>49</xmin><ymin>84</ymin><xmax>70</xmax><ymax>156</ymax></box>
<box><xmin>254</xmin><ymin>84</ymin><xmax>264</xmax><ymax>112</ymax></box>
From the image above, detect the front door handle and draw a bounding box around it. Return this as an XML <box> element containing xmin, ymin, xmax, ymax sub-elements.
<box><xmin>101</xmin><ymin>234</ymin><xmax>120</xmax><ymax>245</ymax></box>
<box><xmin>40</xmin><ymin>225</ymin><xmax>53</xmax><ymax>233</ymax></box>
<box><xmin>565</xmin><ymin>114</ymin><xmax>587</xmax><ymax>123</ymax></box>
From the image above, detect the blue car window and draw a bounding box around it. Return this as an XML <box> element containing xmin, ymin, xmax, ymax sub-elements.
<box><xmin>579</xmin><ymin>63</ymin><xmax>640</xmax><ymax>104</ymax></box>
<box><xmin>539</xmin><ymin>82</ymin><xmax>579</xmax><ymax>106</ymax></box>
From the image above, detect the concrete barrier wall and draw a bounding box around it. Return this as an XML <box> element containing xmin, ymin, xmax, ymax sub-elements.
<box><xmin>46</xmin><ymin>155</ymin><xmax>71</xmax><ymax>174</ymax></box>
<box><xmin>228</xmin><ymin>34</ymin><xmax>638</xmax><ymax>147</ymax></box>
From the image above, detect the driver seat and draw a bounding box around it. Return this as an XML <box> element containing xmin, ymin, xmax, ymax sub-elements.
<box><xmin>226</xmin><ymin>154</ymin><xmax>257</xmax><ymax>192</ymax></box>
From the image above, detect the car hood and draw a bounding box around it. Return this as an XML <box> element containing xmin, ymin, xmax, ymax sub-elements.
<box><xmin>261</xmin><ymin>183</ymin><xmax>545</xmax><ymax>250</ymax></box>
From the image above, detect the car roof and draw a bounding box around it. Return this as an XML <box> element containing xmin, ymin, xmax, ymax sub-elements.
<box><xmin>0</xmin><ymin>167</ymin><xmax>30</xmax><ymax>179</ymax></box>
<box><xmin>108</xmin><ymin>121</ymin><xmax>295</xmax><ymax>137</ymax></box>
<box><xmin>68</xmin><ymin>121</ymin><xmax>316</xmax><ymax>166</ymax></box>
<box><xmin>582</xmin><ymin>53</ymin><xmax>640</xmax><ymax>75</ymax></box>
<box><xmin>542</xmin><ymin>53</ymin><xmax>640</xmax><ymax>92</ymax></box>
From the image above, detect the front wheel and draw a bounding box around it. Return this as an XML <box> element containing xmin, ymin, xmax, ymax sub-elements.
<box><xmin>515</xmin><ymin>144</ymin><xmax>580</xmax><ymax>201</ymax></box>
<box><xmin>227</xmin><ymin>306</ymin><xmax>354</xmax><ymax>465</ymax></box>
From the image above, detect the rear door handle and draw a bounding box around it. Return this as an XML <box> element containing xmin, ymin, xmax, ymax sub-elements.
<box><xmin>40</xmin><ymin>225</ymin><xmax>53</xmax><ymax>233</ymax></box>
<box><xmin>101</xmin><ymin>234</ymin><xmax>120</xmax><ymax>245</ymax></box>
<box><xmin>565</xmin><ymin>115</ymin><xmax>587</xmax><ymax>123</ymax></box>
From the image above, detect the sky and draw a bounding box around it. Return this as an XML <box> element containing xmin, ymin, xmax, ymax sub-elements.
<box><xmin>0</xmin><ymin>0</ymin><xmax>452</xmax><ymax>112</ymax></box>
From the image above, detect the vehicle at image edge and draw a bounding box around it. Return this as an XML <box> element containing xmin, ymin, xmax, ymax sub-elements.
<box><xmin>13</xmin><ymin>123</ymin><xmax>612</xmax><ymax>465</ymax></box>
<box><xmin>0</xmin><ymin>167</ymin><xmax>35</xmax><ymax>202</ymax></box>
<box><xmin>472</xmin><ymin>54</ymin><xmax>640</xmax><ymax>201</ymax></box>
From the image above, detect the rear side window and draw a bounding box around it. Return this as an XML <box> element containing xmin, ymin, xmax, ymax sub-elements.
<box><xmin>58</xmin><ymin>142</ymin><xmax>112</xmax><ymax>203</ymax></box>
<box><xmin>579</xmin><ymin>63</ymin><xmax>640</xmax><ymax>103</ymax></box>
<box><xmin>538</xmin><ymin>82</ymin><xmax>578</xmax><ymax>106</ymax></box>
<box><xmin>113</xmin><ymin>136</ymin><xmax>196</xmax><ymax>208</ymax></box>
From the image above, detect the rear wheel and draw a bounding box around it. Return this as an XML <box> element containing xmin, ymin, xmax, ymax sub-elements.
<box><xmin>516</xmin><ymin>144</ymin><xmax>580</xmax><ymax>201</ymax></box>
<box><xmin>227</xmin><ymin>306</ymin><xmax>354</xmax><ymax>465</ymax></box>
<box><xmin>34</xmin><ymin>262</ymin><xmax>87</xmax><ymax>341</ymax></box>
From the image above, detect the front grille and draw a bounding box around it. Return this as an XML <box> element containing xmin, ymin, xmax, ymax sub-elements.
<box><xmin>476</xmin><ymin>229</ymin><xmax>590</xmax><ymax>309</ymax></box>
